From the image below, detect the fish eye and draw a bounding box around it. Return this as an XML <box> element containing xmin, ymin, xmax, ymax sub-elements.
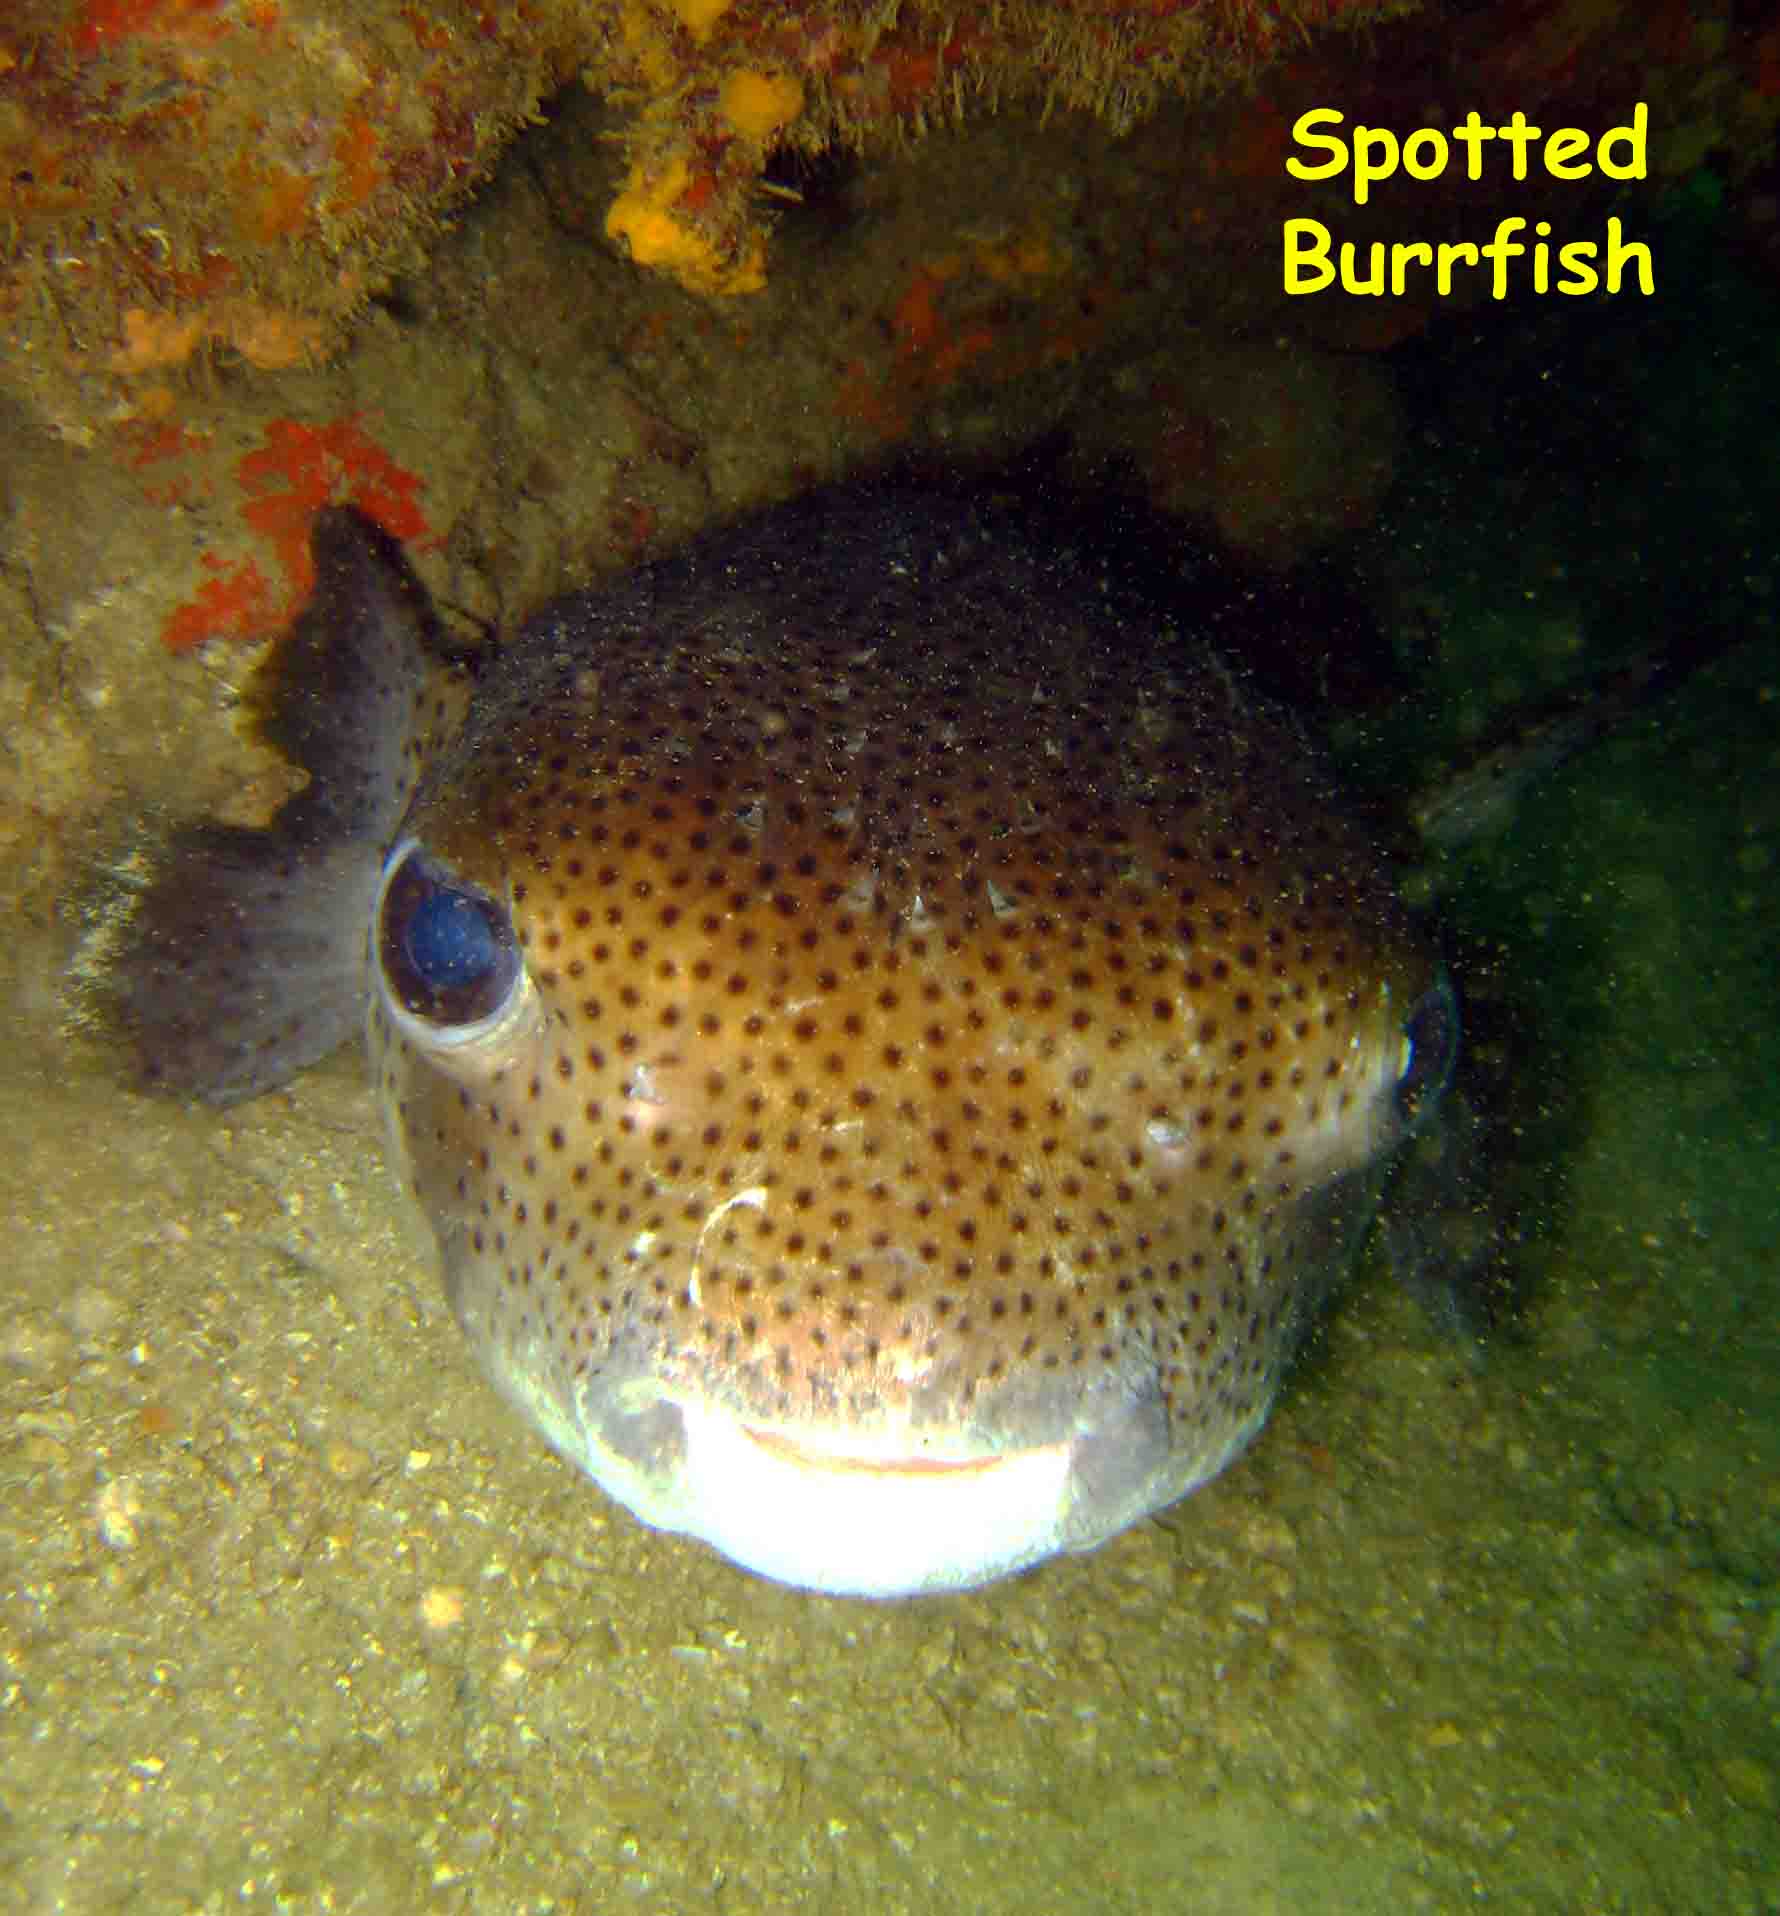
<box><xmin>1394</xmin><ymin>971</ymin><xmax>1459</xmax><ymax>1127</ymax></box>
<box><xmin>377</xmin><ymin>840</ymin><xmax>522</xmax><ymax>1036</ymax></box>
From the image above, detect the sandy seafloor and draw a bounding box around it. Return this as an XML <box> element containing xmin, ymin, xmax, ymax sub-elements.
<box><xmin>3</xmin><ymin>95</ymin><xmax>1779</xmax><ymax>1916</ymax></box>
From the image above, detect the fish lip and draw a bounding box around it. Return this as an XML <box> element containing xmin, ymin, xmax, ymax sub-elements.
<box><xmin>650</xmin><ymin>1398</ymin><xmax>1084</xmax><ymax>1595</ymax></box>
<box><xmin>735</xmin><ymin>1421</ymin><xmax>1028</xmax><ymax>1478</ymax></box>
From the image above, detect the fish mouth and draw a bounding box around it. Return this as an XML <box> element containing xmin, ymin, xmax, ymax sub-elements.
<box><xmin>462</xmin><ymin>1282</ymin><xmax>1195</xmax><ymax>1597</ymax></box>
<box><xmin>737</xmin><ymin>1420</ymin><xmax>1044</xmax><ymax>1477</ymax></box>
<box><xmin>632</xmin><ymin>1397</ymin><xmax>1089</xmax><ymax>1598</ymax></box>
<box><xmin>547</xmin><ymin>1377</ymin><xmax>1229</xmax><ymax>1599</ymax></box>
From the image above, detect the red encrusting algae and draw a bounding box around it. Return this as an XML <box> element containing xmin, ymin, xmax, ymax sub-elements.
<box><xmin>159</xmin><ymin>554</ymin><xmax>281</xmax><ymax>655</ymax></box>
<box><xmin>70</xmin><ymin>0</ymin><xmax>229</xmax><ymax>59</ymax></box>
<box><xmin>159</xmin><ymin>416</ymin><xmax>430</xmax><ymax>652</ymax></box>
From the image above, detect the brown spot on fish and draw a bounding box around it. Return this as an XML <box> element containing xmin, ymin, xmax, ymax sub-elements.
<box><xmin>111</xmin><ymin>480</ymin><xmax>1453</xmax><ymax>1595</ymax></box>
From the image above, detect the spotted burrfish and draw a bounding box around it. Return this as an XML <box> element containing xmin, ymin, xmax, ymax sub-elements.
<box><xmin>114</xmin><ymin>480</ymin><xmax>1456</xmax><ymax>1596</ymax></box>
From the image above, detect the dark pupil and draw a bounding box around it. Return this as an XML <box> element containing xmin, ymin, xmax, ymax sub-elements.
<box><xmin>380</xmin><ymin>849</ymin><xmax>518</xmax><ymax>1027</ymax></box>
<box><xmin>405</xmin><ymin>888</ymin><xmax>502</xmax><ymax>989</ymax></box>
